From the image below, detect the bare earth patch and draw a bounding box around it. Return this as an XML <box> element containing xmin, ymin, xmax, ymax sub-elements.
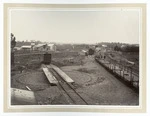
<box><xmin>60</xmin><ymin>57</ymin><xmax>139</xmax><ymax>105</ymax></box>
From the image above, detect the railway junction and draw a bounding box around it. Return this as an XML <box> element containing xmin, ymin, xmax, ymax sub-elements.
<box><xmin>11</xmin><ymin>54</ymin><xmax>139</xmax><ymax>105</ymax></box>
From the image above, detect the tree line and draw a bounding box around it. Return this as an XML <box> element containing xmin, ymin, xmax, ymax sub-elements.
<box><xmin>114</xmin><ymin>45</ymin><xmax>139</xmax><ymax>52</ymax></box>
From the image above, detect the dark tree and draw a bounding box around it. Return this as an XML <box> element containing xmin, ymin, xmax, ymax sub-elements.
<box><xmin>11</xmin><ymin>33</ymin><xmax>16</xmax><ymax>66</ymax></box>
<box><xmin>114</xmin><ymin>45</ymin><xmax>120</xmax><ymax>51</ymax></box>
<box><xmin>88</xmin><ymin>48</ymin><xmax>95</xmax><ymax>55</ymax></box>
<box><xmin>11</xmin><ymin>33</ymin><xmax>16</xmax><ymax>50</ymax></box>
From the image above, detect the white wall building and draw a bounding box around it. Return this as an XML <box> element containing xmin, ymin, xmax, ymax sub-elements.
<box><xmin>21</xmin><ymin>46</ymin><xmax>31</xmax><ymax>51</ymax></box>
<box><xmin>33</xmin><ymin>43</ymin><xmax>56</xmax><ymax>51</ymax></box>
<box><xmin>47</xmin><ymin>44</ymin><xmax>56</xmax><ymax>51</ymax></box>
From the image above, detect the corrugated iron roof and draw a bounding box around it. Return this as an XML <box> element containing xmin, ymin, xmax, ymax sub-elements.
<box><xmin>21</xmin><ymin>46</ymin><xmax>31</xmax><ymax>48</ymax></box>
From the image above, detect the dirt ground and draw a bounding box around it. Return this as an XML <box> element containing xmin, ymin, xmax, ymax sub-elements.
<box><xmin>11</xmin><ymin>56</ymin><xmax>139</xmax><ymax>105</ymax></box>
<box><xmin>11</xmin><ymin>68</ymin><xmax>69</xmax><ymax>105</ymax></box>
<box><xmin>60</xmin><ymin>56</ymin><xmax>139</xmax><ymax>105</ymax></box>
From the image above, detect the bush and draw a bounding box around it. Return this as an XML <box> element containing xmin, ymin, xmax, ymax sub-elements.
<box><xmin>114</xmin><ymin>45</ymin><xmax>139</xmax><ymax>52</ymax></box>
<box><xmin>121</xmin><ymin>45</ymin><xmax>139</xmax><ymax>52</ymax></box>
<box><xmin>88</xmin><ymin>48</ymin><xmax>95</xmax><ymax>55</ymax></box>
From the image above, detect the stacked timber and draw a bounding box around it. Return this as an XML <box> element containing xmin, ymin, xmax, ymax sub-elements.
<box><xmin>50</xmin><ymin>64</ymin><xmax>74</xmax><ymax>83</ymax></box>
<box><xmin>42</xmin><ymin>68</ymin><xmax>58</xmax><ymax>85</ymax></box>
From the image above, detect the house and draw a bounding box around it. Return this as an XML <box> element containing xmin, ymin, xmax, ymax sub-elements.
<box><xmin>95</xmin><ymin>45</ymin><xmax>107</xmax><ymax>59</ymax></box>
<box><xmin>33</xmin><ymin>44</ymin><xmax>48</xmax><ymax>51</ymax></box>
<box><xmin>21</xmin><ymin>46</ymin><xmax>31</xmax><ymax>51</ymax></box>
<box><xmin>33</xmin><ymin>43</ymin><xmax>56</xmax><ymax>51</ymax></box>
<box><xmin>14</xmin><ymin>47</ymin><xmax>21</xmax><ymax>51</ymax></box>
<box><xmin>80</xmin><ymin>50</ymin><xmax>88</xmax><ymax>55</ymax></box>
<box><xmin>95</xmin><ymin>47</ymin><xmax>101</xmax><ymax>52</ymax></box>
<box><xmin>47</xmin><ymin>44</ymin><xmax>56</xmax><ymax>51</ymax></box>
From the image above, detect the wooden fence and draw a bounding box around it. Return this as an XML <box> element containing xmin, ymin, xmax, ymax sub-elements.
<box><xmin>95</xmin><ymin>55</ymin><xmax>139</xmax><ymax>92</ymax></box>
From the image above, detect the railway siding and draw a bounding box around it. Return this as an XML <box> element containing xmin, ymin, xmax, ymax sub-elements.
<box><xmin>44</xmin><ymin>64</ymin><xmax>88</xmax><ymax>105</ymax></box>
<box><xmin>95</xmin><ymin>57</ymin><xmax>139</xmax><ymax>92</ymax></box>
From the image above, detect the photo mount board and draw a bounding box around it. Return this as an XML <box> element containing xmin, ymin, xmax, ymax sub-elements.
<box><xmin>3</xmin><ymin>3</ymin><xmax>146</xmax><ymax>113</ymax></box>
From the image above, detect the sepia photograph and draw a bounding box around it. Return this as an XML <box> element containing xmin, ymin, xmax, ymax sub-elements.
<box><xmin>3</xmin><ymin>3</ymin><xmax>146</xmax><ymax>112</ymax></box>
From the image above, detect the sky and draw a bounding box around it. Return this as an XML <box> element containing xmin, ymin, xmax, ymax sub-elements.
<box><xmin>11</xmin><ymin>9</ymin><xmax>140</xmax><ymax>44</ymax></box>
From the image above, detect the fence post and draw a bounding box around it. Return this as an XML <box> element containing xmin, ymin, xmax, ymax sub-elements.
<box><xmin>122</xmin><ymin>65</ymin><xmax>125</xmax><ymax>79</ymax></box>
<box><xmin>120</xmin><ymin>68</ymin><xmax>121</xmax><ymax>76</ymax></box>
<box><xmin>120</xmin><ymin>64</ymin><xmax>123</xmax><ymax>76</ymax></box>
<box><xmin>130</xmin><ymin>67</ymin><xmax>133</xmax><ymax>85</ymax></box>
<box><xmin>113</xmin><ymin>64</ymin><xmax>115</xmax><ymax>73</ymax></box>
<box><xmin>109</xmin><ymin>62</ymin><xmax>111</xmax><ymax>69</ymax></box>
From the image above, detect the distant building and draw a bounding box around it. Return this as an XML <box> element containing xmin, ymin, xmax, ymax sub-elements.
<box><xmin>31</xmin><ymin>43</ymin><xmax>35</xmax><ymax>46</ymax></box>
<box><xmin>102</xmin><ymin>44</ymin><xmax>107</xmax><ymax>48</ymax></box>
<box><xmin>47</xmin><ymin>44</ymin><xmax>56</xmax><ymax>51</ymax></box>
<box><xmin>33</xmin><ymin>43</ymin><xmax>56</xmax><ymax>51</ymax></box>
<box><xmin>95</xmin><ymin>45</ymin><xmax>107</xmax><ymax>59</ymax></box>
<box><xmin>14</xmin><ymin>47</ymin><xmax>21</xmax><ymax>51</ymax></box>
<box><xmin>31</xmin><ymin>42</ymin><xmax>35</xmax><ymax>50</ymax></box>
<box><xmin>121</xmin><ymin>45</ymin><xmax>126</xmax><ymax>49</ymax></box>
<box><xmin>95</xmin><ymin>47</ymin><xmax>101</xmax><ymax>52</ymax></box>
<box><xmin>21</xmin><ymin>46</ymin><xmax>31</xmax><ymax>51</ymax></box>
<box><xmin>33</xmin><ymin>44</ymin><xmax>47</xmax><ymax>51</ymax></box>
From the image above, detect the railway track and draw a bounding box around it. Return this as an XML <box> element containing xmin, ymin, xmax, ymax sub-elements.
<box><xmin>43</xmin><ymin>64</ymin><xmax>88</xmax><ymax>105</ymax></box>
